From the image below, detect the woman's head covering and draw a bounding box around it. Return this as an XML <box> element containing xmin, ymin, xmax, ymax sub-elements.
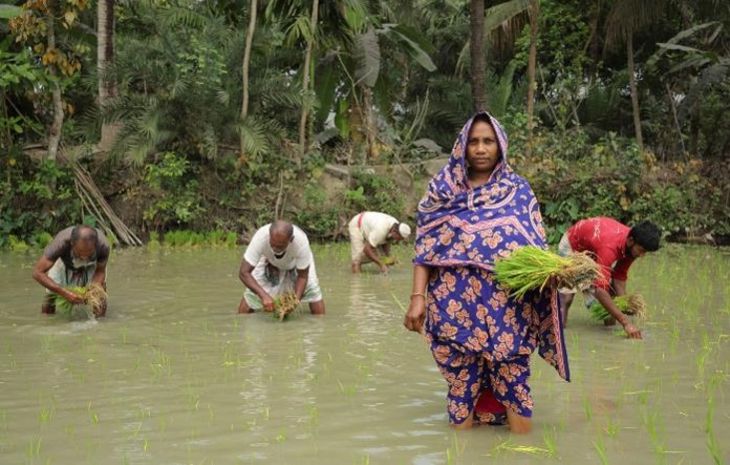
<box><xmin>414</xmin><ymin>112</ymin><xmax>548</xmax><ymax>270</ymax></box>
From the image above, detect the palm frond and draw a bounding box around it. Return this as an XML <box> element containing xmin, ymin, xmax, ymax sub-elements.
<box><xmin>353</xmin><ymin>28</ymin><xmax>381</xmax><ymax>87</ymax></box>
<box><xmin>238</xmin><ymin>117</ymin><xmax>272</xmax><ymax>157</ymax></box>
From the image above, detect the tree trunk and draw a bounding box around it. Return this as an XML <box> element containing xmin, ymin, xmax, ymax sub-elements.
<box><xmin>362</xmin><ymin>86</ymin><xmax>378</xmax><ymax>161</ymax></box>
<box><xmin>526</xmin><ymin>0</ymin><xmax>539</xmax><ymax>157</ymax></box>
<box><xmin>626</xmin><ymin>34</ymin><xmax>643</xmax><ymax>152</ymax></box>
<box><xmin>298</xmin><ymin>0</ymin><xmax>320</xmax><ymax>161</ymax></box>
<box><xmin>240</xmin><ymin>0</ymin><xmax>258</xmax><ymax>158</ymax></box>
<box><xmin>98</xmin><ymin>0</ymin><xmax>118</xmax><ymax>151</ymax></box>
<box><xmin>469</xmin><ymin>0</ymin><xmax>487</xmax><ymax>112</ymax></box>
<box><xmin>47</xmin><ymin>8</ymin><xmax>62</xmax><ymax>161</ymax></box>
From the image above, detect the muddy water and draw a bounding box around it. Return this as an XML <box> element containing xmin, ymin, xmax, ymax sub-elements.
<box><xmin>0</xmin><ymin>244</ymin><xmax>728</xmax><ymax>464</ymax></box>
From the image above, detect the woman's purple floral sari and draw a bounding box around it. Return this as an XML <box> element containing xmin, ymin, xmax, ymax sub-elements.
<box><xmin>414</xmin><ymin>113</ymin><xmax>569</xmax><ymax>423</ymax></box>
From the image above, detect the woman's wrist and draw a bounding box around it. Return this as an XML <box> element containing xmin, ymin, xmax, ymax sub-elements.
<box><xmin>410</xmin><ymin>292</ymin><xmax>426</xmax><ymax>300</ymax></box>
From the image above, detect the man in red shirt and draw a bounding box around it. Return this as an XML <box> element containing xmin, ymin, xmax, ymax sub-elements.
<box><xmin>558</xmin><ymin>217</ymin><xmax>661</xmax><ymax>339</ymax></box>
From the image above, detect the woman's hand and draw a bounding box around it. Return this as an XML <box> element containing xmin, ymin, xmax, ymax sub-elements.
<box><xmin>404</xmin><ymin>294</ymin><xmax>426</xmax><ymax>333</ymax></box>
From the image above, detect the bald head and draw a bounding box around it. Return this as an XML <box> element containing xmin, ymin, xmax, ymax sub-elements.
<box><xmin>270</xmin><ymin>220</ymin><xmax>294</xmax><ymax>240</ymax></box>
<box><xmin>269</xmin><ymin>220</ymin><xmax>294</xmax><ymax>256</ymax></box>
<box><xmin>71</xmin><ymin>225</ymin><xmax>98</xmax><ymax>244</ymax></box>
<box><xmin>71</xmin><ymin>225</ymin><xmax>98</xmax><ymax>261</ymax></box>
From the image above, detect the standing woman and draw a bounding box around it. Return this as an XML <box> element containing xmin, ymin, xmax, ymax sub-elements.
<box><xmin>403</xmin><ymin>113</ymin><xmax>569</xmax><ymax>433</ymax></box>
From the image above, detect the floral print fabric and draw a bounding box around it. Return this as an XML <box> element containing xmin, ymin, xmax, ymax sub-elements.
<box><xmin>414</xmin><ymin>112</ymin><xmax>569</xmax><ymax>424</ymax></box>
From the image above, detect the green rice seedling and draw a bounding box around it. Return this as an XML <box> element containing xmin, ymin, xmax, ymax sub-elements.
<box><xmin>273</xmin><ymin>292</ymin><xmax>300</xmax><ymax>321</ymax></box>
<box><xmin>605</xmin><ymin>417</ymin><xmax>619</xmax><ymax>438</ymax></box>
<box><xmin>489</xmin><ymin>438</ymin><xmax>552</xmax><ymax>457</ymax></box>
<box><xmin>446</xmin><ymin>434</ymin><xmax>465</xmax><ymax>463</ymax></box>
<box><xmin>706</xmin><ymin>396</ymin><xmax>722</xmax><ymax>464</ymax></box>
<box><xmin>583</xmin><ymin>395</ymin><xmax>593</xmax><ymax>421</ymax></box>
<box><xmin>542</xmin><ymin>425</ymin><xmax>558</xmax><ymax>458</ymax></box>
<box><xmin>588</xmin><ymin>294</ymin><xmax>647</xmax><ymax>322</ymax></box>
<box><xmin>494</xmin><ymin>246</ymin><xmax>600</xmax><ymax>299</ymax></box>
<box><xmin>381</xmin><ymin>256</ymin><xmax>397</xmax><ymax>266</ymax></box>
<box><xmin>697</xmin><ymin>333</ymin><xmax>712</xmax><ymax>383</ymax></box>
<box><xmin>593</xmin><ymin>437</ymin><xmax>609</xmax><ymax>465</ymax></box>
<box><xmin>705</xmin><ymin>374</ymin><xmax>723</xmax><ymax>464</ymax></box>
<box><xmin>54</xmin><ymin>286</ymin><xmax>88</xmax><ymax>316</ymax></box>
<box><xmin>26</xmin><ymin>436</ymin><xmax>41</xmax><ymax>460</ymax></box>
<box><xmin>38</xmin><ymin>403</ymin><xmax>54</xmax><ymax>425</ymax></box>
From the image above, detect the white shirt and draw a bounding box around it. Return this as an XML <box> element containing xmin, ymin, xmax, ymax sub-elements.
<box><xmin>360</xmin><ymin>212</ymin><xmax>398</xmax><ymax>248</ymax></box>
<box><xmin>244</xmin><ymin>224</ymin><xmax>313</xmax><ymax>271</ymax></box>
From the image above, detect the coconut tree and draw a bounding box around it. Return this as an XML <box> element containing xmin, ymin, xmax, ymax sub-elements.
<box><xmin>456</xmin><ymin>0</ymin><xmax>531</xmax><ymax>112</ymax></box>
<box><xmin>98</xmin><ymin>0</ymin><xmax>119</xmax><ymax>151</ymax></box>
<box><xmin>240</xmin><ymin>0</ymin><xmax>258</xmax><ymax>160</ymax></box>
<box><xmin>525</xmin><ymin>0</ymin><xmax>539</xmax><ymax>155</ymax></box>
<box><xmin>297</xmin><ymin>0</ymin><xmax>319</xmax><ymax>160</ymax></box>
<box><xmin>469</xmin><ymin>0</ymin><xmax>487</xmax><ymax>111</ymax></box>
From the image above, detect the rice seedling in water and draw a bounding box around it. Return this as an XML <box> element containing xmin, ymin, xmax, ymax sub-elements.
<box><xmin>593</xmin><ymin>436</ymin><xmax>609</xmax><ymax>465</ymax></box>
<box><xmin>494</xmin><ymin>247</ymin><xmax>600</xmax><ymax>298</ymax></box>
<box><xmin>583</xmin><ymin>395</ymin><xmax>593</xmax><ymax>421</ymax></box>
<box><xmin>272</xmin><ymin>292</ymin><xmax>300</xmax><ymax>321</ymax></box>
<box><xmin>489</xmin><ymin>438</ymin><xmax>552</xmax><ymax>458</ymax></box>
<box><xmin>705</xmin><ymin>375</ymin><xmax>723</xmax><ymax>464</ymax></box>
<box><xmin>588</xmin><ymin>294</ymin><xmax>647</xmax><ymax>322</ymax></box>
<box><xmin>26</xmin><ymin>436</ymin><xmax>42</xmax><ymax>460</ymax></box>
<box><xmin>605</xmin><ymin>417</ymin><xmax>619</xmax><ymax>438</ymax></box>
<box><xmin>542</xmin><ymin>425</ymin><xmax>558</xmax><ymax>458</ymax></box>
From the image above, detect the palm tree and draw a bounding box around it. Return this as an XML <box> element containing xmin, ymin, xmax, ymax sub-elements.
<box><xmin>240</xmin><ymin>0</ymin><xmax>258</xmax><ymax>159</ymax></box>
<box><xmin>98</xmin><ymin>0</ymin><xmax>118</xmax><ymax>151</ymax></box>
<box><xmin>525</xmin><ymin>0</ymin><xmax>539</xmax><ymax>156</ymax></box>
<box><xmin>298</xmin><ymin>0</ymin><xmax>319</xmax><ymax>160</ymax></box>
<box><xmin>470</xmin><ymin>0</ymin><xmax>487</xmax><ymax>111</ymax></box>
<box><xmin>458</xmin><ymin>0</ymin><xmax>531</xmax><ymax>113</ymax></box>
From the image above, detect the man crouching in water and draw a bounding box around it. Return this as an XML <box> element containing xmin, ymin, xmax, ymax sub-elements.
<box><xmin>237</xmin><ymin>220</ymin><xmax>325</xmax><ymax>315</ymax></box>
<box><xmin>32</xmin><ymin>225</ymin><xmax>109</xmax><ymax>317</ymax></box>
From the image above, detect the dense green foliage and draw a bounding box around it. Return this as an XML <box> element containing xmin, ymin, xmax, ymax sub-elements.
<box><xmin>1</xmin><ymin>0</ymin><xmax>728</xmax><ymax>247</ymax></box>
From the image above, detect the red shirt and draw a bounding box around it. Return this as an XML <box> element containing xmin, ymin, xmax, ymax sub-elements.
<box><xmin>567</xmin><ymin>217</ymin><xmax>635</xmax><ymax>290</ymax></box>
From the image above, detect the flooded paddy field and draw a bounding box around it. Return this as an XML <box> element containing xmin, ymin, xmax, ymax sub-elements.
<box><xmin>0</xmin><ymin>244</ymin><xmax>728</xmax><ymax>464</ymax></box>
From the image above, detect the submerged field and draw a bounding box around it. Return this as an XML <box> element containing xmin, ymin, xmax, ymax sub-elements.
<box><xmin>0</xmin><ymin>243</ymin><xmax>728</xmax><ymax>464</ymax></box>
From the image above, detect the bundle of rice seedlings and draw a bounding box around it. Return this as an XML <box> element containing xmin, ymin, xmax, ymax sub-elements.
<box><xmin>85</xmin><ymin>283</ymin><xmax>107</xmax><ymax>316</ymax></box>
<box><xmin>54</xmin><ymin>284</ymin><xmax>108</xmax><ymax>318</ymax></box>
<box><xmin>588</xmin><ymin>294</ymin><xmax>647</xmax><ymax>322</ymax></box>
<box><xmin>381</xmin><ymin>256</ymin><xmax>397</xmax><ymax>266</ymax></box>
<box><xmin>273</xmin><ymin>292</ymin><xmax>300</xmax><ymax>321</ymax></box>
<box><xmin>54</xmin><ymin>286</ymin><xmax>88</xmax><ymax>317</ymax></box>
<box><xmin>85</xmin><ymin>284</ymin><xmax>108</xmax><ymax>313</ymax></box>
<box><xmin>494</xmin><ymin>246</ymin><xmax>601</xmax><ymax>299</ymax></box>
